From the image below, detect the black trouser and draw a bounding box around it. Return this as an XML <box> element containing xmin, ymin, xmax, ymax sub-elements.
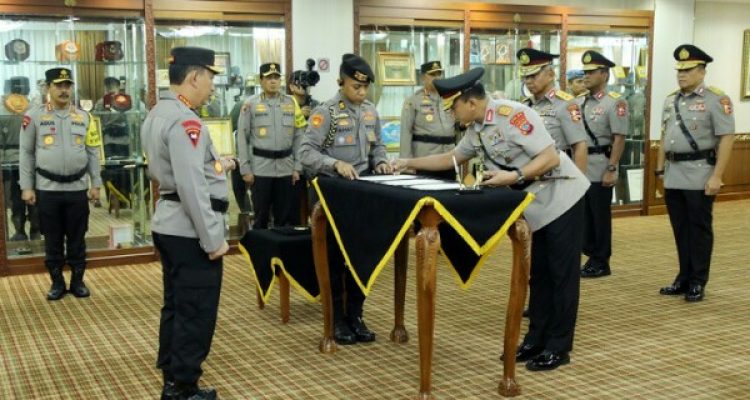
<box><xmin>250</xmin><ymin>176</ymin><xmax>301</xmax><ymax>229</ymax></box>
<box><xmin>664</xmin><ymin>189</ymin><xmax>715</xmax><ymax>287</ymax></box>
<box><xmin>524</xmin><ymin>199</ymin><xmax>583</xmax><ymax>353</ymax></box>
<box><xmin>153</xmin><ymin>232</ymin><xmax>223</xmax><ymax>385</ymax></box>
<box><xmin>3</xmin><ymin>169</ymin><xmax>39</xmax><ymax>237</ymax></box>
<box><xmin>231</xmin><ymin>168</ymin><xmax>252</xmax><ymax>213</ymax></box>
<box><xmin>327</xmin><ymin>227</ymin><xmax>366</xmax><ymax>320</ymax></box>
<box><xmin>582</xmin><ymin>182</ymin><xmax>613</xmax><ymax>267</ymax></box>
<box><xmin>37</xmin><ymin>190</ymin><xmax>89</xmax><ymax>269</ymax></box>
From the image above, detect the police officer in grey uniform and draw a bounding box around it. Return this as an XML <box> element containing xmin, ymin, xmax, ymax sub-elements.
<box><xmin>19</xmin><ymin>68</ymin><xmax>101</xmax><ymax>300</ymax></box>
<box><xmin>299</xmin><ymin>53</ymin><xmax>392</xmax><ymax>345</ymax></box>
<box><xmin>394</xmin><ymin>67</ymin><xmax>589</xmax><ymax>371</ymax></box>
<box><xmin>579</xmin><ymin>50</ymin><xmax>629</xmax><ymax>278</ymax></box>
<box><xmin>400</xmin><ymin>60</ymin><xmax>457</xmax><ymax>179</ymax></box>
<box><xmin>656</xmin><ymin>44</ymin><xmax>736</xmax><ymax>302</ymax></box>
<box><xmin>517</xmin><ymin>49</ymin><xmax>588</xmax><ymax>172</ymax></box>
<box><xmin>566</xmin><ymin>69</ymin><xmax>587</xmax><ymax>97</ymax></box>
<box><xmin>237</xmin><ymin>62</ymin><xmax>307</xmax><ymax>229</ymax></box>
<box><xmin>142</xmin><ymin>47</ymin><xmax>230</xmax><ymax>400</ymax></box>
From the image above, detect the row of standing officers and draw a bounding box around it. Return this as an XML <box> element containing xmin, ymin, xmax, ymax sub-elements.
<box><xmin>16</xmin><ymin>41</ymin><xmax>734</xmax><ymax>398</ymax></box>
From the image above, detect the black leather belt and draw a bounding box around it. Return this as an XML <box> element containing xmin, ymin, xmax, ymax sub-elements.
<box><xmin>161</xmin><ymin>193</ymin><xmax>229</xmax><ymax>213</ymax></box>
<box><xmin>665</xmin><ymin>149</ymin><xmax>716</xmax><ymax>163</ymax></box>
<box><xmin>412</xmin><ymin>134</ymin><xmax>454</xmax><ymax>145</ymax></box>
<box><xmin>587</xmin><ymin>145</ymin><xmax>612</xmax><ymax>155</ymax></box>
<box><xmin>252</xmin><ymin>147</ymin><xmax>292</xmax><ymax>159</ymax></box>
<box><xmin>36</xmin><ymin>167</ymin><xmax>87</xmax><ymax>183</ymax></box>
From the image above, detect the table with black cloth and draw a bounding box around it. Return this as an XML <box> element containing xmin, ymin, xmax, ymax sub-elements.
<box><xmin>310</xmin><ymin>176</ymin><xmax>535</xmax><ymax>398</ymax></box>
<box><xmin>239</xmin><ymin>228</ymin><xmax>320</xmax><ymax>323</ymax></box>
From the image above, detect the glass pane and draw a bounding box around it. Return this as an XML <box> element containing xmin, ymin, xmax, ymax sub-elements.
<box><xmin>155</xmin><ymin>21</ymin><xmax>285</xmax><ymax>238</ymax></box>
<box><xmin>1</xmin><ymin>15</ymin><xmax>150</xmax><ymax>259</ymax></box>
<box><xmin>568</xmin><ymin>32</ymin><xmax>649</xmax><ymax>205</ymax></box>
<box><xmin>359</xmin><ymin>25</ymin><xmax>464</xmax><ymax>155</ymax></box>
<box><xmin>470</xmin><ymin>28</ymin><xmax>561</xmax><ymax>101</ymax></box>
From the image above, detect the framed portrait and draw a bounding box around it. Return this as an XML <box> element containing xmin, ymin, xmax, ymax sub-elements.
<box><xmin>377</xmin><ymin>52</ymin><xmax>416</xmax><ymax>86</ymax></box>
<box><xmin>204</xmin><ymin>118</ymin><xmax>235</xmax><ymax>156</ymax></box>
<box><xmin>495</xmin><ymin>38</ymin><xmax>514</xmax><ymax>64</ymax></box>
<box><xmin>741</xmin><ymin>29</ymin><xmax>750</xmax><ymax>100</ymax></box>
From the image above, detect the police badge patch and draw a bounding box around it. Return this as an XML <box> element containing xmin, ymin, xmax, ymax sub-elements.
<box><xmin>182</xmin><ymin>119</ymin><xmax>202</xmax><ymax>148</ymax></box>
<box><xmin>510</xmin><ymin>112</ymin><xmax>534</xmax><ymax>135</ymax></box>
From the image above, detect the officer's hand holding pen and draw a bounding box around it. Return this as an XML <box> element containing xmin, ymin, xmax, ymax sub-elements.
<box><xmin>374</xmin><ymin>161</ymin><xmax>393</xmax><ymax>175</ymax></box>
<box><xmin>389</xmin><ymin>158</ymin><xmax>409</xmax><ymax>174</ymax></box>
<box><xmin>479</xmin><ymin>169</ymin><xmax>518</xmax><ymax>187</ymax></box>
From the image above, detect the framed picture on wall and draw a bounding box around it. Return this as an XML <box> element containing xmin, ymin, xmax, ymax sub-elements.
<box><xmin>380</xmin><ymin>117</ymin><xmax>401</xmax><ymax>152</ymax></box>
<box><xmin>204</xmin><ymin>118</ymin><xmax>235</xmax><ymax>156</ymax></box>
<box><xmin>741</xmin><ymin>29</ymin><xmax>750</xmax><ymax>100</ymax></box>
<box><xmin>377</xmin><ymin>52</ymin><xmax>416</xmax><ymax>86</ymax></box>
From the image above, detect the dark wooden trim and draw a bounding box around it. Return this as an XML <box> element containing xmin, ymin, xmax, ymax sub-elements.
<box><xmin>559</xmin><ymin>12</ymin><xmax>568</xmax><ymax>91</ymax></box>
<box><xmin>145</xmin><ymin>0</ymin><xmax>157</xmax><ymax>109</ymax></box>
<box><xmin>353</xmin><ymin>0</ymin><xmax>360</xmax><ymax>55</ymax></box>
<box><xmin>284</xmin><ymin>1</ymin><xmax>292</xmax><ymax>80</ymax></box>
<box><xmin>612</xmin><ymin>205</ymin><xmax>644</xmax><ymax>218</ymax></box>
<box><xmin>642</xmin><ymin>14</ymin><xmax>656</xmax><ymax>212</ymax></box>
<box><xmin>0</xmin><ymin>174</ymin><xmax>6</xmax><ymax>277</ymax></box>
<box><xmin>463</xmin><ymin>9</ymin><xmax>470</xmax><ymax>73</ymax></box>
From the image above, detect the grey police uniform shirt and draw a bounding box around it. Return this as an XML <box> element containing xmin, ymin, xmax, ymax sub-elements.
<box><xmin>142</xmin><ymin>91</ymin><xmax>228</xmax><ymax>253</ymax></box>
<box><xmin>19</xmin><ymin>103</ymin><xmax>102</xmax><ymax>192</ymax></box>
<box><xmin>580</xmin><ymin>89</ymin><xmax>629</xmax><ymax>182</ymax></box>
<box><xmin>525</xmin><ymin>88</ymin><xmax>587</xmax><ymax>152</ymax></box>
<box><xmin>454</xmin><ymin>99</ymin><xmax>590</xmax><ymax>232</ymax></box>
<box><xmin>661</xmin><ymin>84</ymin><xmax>735</xmax><ymax>190</ymax></box>
<box><xmin>0</xmin><ymin>100</ymin><xmax>24</xmax><ymax>164</ymax></box>
<box><xmin>298</xmin><ymin>92</ymin><xmax>388</xmax><ymax>177</ymax></box>
<box><xmin>399</xmin><ymin>89</ymin><xmax>456</xmax><ymax>158</ymax></box>
<box><xmin>237</xmin><ymin>93</ymin><xmax>305</xmax><ymax>177</ymax></box>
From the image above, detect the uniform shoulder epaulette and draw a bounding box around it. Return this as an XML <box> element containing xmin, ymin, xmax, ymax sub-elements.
<box><xmin>555</xmin><ymin>90</ymin><xmax>574</xmax><ymax>101</ymax></box>
<box><xmin>576</xmin><ymin>92</ymin><xmax>587</xmax><ymax>98</ymax></box>
<box><xmin>668</xmin><ymin>89</ymin><xmax>679</xmax><ymax>97</ymax></box>
<box><xmin>363</xmin><ymin>99</ymin><xmax>374</xmax><ymax>107</ymax></box>
<box><xmin>707</xmin><ymin>86</ymin><xmax>725</xmax><ymax>96</ymax></box>
<box><xmin>608</xmin><ymin>91</ymin><xmax>621</xmax><ymax>99</ymax></box>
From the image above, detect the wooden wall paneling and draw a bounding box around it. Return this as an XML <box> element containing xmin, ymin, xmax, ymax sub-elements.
<box><xmin>353</xmin><ymin>0</ymin><xmax>360</xmax><ymax>55</ymax></box>
<box><xmin>642</xmin><ymin>14</ymin><xmax>655</xmax><ymax>212</ymax></box>
<box><xmin>145</xmin><ymin>0</ymin><xmax>157</xmax><ymax>109</ymax></box>
<box><xmin>559</xmin><ymin>13</ymin><xmax>568</xmax><ymax>91</ymax></box>
<box><xmin>284</xmin><ymin>1</ymin><xmax>292</xmax><ymax>80</ymax></box>
<box><xmin>463</xmin><ymin>9</ymin><xmax>470</xmax><ymax>73</ymax></box>
<box><xmin>359</xmin><ymin>6</ymin><xmax>464</xmax><ymax>21</ymax></box>
<box><xmin>152</xmin><ymin>0</ymin><xmax>285</xmax><ymax>14</ymax></box>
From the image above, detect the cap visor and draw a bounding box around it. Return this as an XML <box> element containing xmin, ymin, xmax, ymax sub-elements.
<box><xmin>675</xmin><ymin>61</ymin><xmax>704</xmax><ymax>70</ymax></box>
<box><xmin>262</xmin><ymin>71</ymin><xmax>281</xmax><ymax>77</ymax></box>
<box><xmin>582</xmin><ymin>64</ymin><xmax>607</xmax><ymax>71</ymax></box>
<box><xmin>206</xmin><ymin>65</ymin><xmax>222</xmax><ymax>74</ymax></box>
<box><xmin>51</xmin><ymin>78</ymin><xmax>74</xmax><ymax>84</ymax></box>
<box><xmin>426</xmin><ymin>68</ymin><xmax>444</xmax><ymax>74</ymax></box>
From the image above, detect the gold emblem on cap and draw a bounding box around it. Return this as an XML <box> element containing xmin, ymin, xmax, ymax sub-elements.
<box><xmin>432</xmin><ymin>62</ymin><xmax>439</xmax><ymax>70</ymax></box>
<box><xmin>679</xmin><ymin>48</ymin><xmax>690</xmax><ymax>60</ymax></box>
<box><xmin>354</xmin><ymin>71</ymin><xmax>368</xmax><ymax>82</ymax></box>
<box><xmin>583</xmin><ymin>53</ymin><xmax>592</xmax><ymax>63</ymax></box>
<box><xmin>270</xmin><ymin>63</ymin><xmax>277</xmax><ymax>71</ymax></box>
<box><xmin>60</xmin><ymin>69</ymin><xmax>69</xmax><ymax>78</ymax></box>
<box><xmin>520</xmin><ymin>52</ymin><xmax>530</xmax><ymax>65</ymax></box>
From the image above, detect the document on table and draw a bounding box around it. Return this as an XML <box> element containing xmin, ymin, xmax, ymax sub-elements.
<box><xmin>408</xmin><ymin>183</ymin><xmax>463</xmax><ymax>190</ymax></box>
<box><xmin>358</xmin><ymin>175</ymin><xmax>420</xmax><ymax>182</ymax></box>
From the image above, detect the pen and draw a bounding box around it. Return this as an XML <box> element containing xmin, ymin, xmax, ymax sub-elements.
<box><xmin>452</xmin><ymin>155</ymin><xmax>462</xmax><ymax>186</ymax></box>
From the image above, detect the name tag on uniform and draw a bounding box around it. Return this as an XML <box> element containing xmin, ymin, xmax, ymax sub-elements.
<box><xmin>593</xmin><ymin>107</ymin><xmax>605</xmax><ymax>115</ymax></box>
<box><xmin>40</xmin><ymin>120</ymin><xmax>55</xmax><ymax>126</ymax></box>
<box><xmin>255</xmin><ymin>104</ymin><xmax>267</xmax><ymax>113</ymax></box>
<box><xmin>538</xmin><ymin>110</ymin><xmax>556</xmax><ymax>117</ymax></box>
<box><xmin>688</xmin><ymin>104</ymin><xmax>705</xmax><ymax>112</ymax></box>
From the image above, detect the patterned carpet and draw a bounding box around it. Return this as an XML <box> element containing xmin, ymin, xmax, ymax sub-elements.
<box><xmin>1</xmin><ymin>200</ymin><xmax>749</xmax><ymax>399</ymax></box>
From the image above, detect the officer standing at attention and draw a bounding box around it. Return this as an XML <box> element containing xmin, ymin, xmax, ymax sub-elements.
<box><xmin>393</xmin><ymin>68</ymin><xmax>589</xmax><ymax>371</ymax></box>
<box><xmin>19</xmin><ymin>67</ymin><xmax>101</xmax><ymax>300</ymax></box>
<box><xmin>579</xmin><ymin>50</ymin><xmax>629</xmax><ymax>279</ymax></box>
<box><xmin>142</xmin><ymin>47</ymin><xmax>231</xmax><ymax>400</ymax></box>
<box><xmin>399</xmin><ymin>60</ymin><xmax>457</xmax><ymax>178</ymax></box>
<box><xmin>298</xmin><ymin>53</ymin><xmax>392</xmax><ymax>345</ymax></box>
<box><xmin>566</xmin><ymin>69</ymin><xmax>587</xmax><ymax>97</ymax></box>
<box><xmin>237</xmin><ymin>62</ymin><xmax>307</xmax><ymax>229</ymax></box>
<box><xmin>656</xmin><ymin>45</ymin><xmax>735</xmax><ymax>302</ymax></box>
<box><xmin>517</xmin><ymin>49</ymin><xmax>588</xmax><ymax>172</ymax></box>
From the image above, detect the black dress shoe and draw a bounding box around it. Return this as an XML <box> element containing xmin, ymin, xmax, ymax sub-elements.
<box><xmin>685</xmin><ymin>284</ymin><xmax>704</xmax><ymax>302</ymax></box>
<box><xmin>161</xmin><ymin>381</ymin><xmax>177</xmax><ymax>400</ymax></box>
<box><xmin>659</xmin><ymin>282</ymin><xmax>686</xmax><ymax>296</ymax></box>
<box><xmin>348</xmin><ymin>315</ymin><xmax>376</xmax><ymax>343</ymax></box>
<box><xmin>47</xmin><ymin>282</ymin><xmax>66</xmax><ymax>301</ymax></box>
<box><xmin>500</xmin><ymin>343</ymin><xmax>544</xmax><ymax>363</ymax></box>
<box><xmin>581</xmin><ymin>264</ymin><xmax>611</xmax><ymax>278</ymax></box>
<box><xmin>334</xmin><ymin>320</ymin><xmax>357</xmax><ymax>345</ymax></box>
<box><xmin>525</xmin><ymin>351</ymin><xmax>570</xmax><ymax>371</ymax></box>
<box><xmin>174</xmin><ymin>383</ymin><xmax>217</xmax><ymax>400</ymax></box>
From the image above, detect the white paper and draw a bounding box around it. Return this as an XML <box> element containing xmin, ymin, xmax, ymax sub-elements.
<box><xmin>626</xmin><ymin>168</ymin><xmax>644</xmax><ymax>202</ymax></box>
<box><xmin>409</xmin><ymin>183</ymin><xmax>463</xmax><ymax>191</ymax></box>
<box><xmin>381</xmin><ymin>178</ymin><xmax>446</xmax><ymax>186</ymax></box>
<box><xmin>358</xmin><ymin>174</ymin><xmax>419</xmax><ymax>182</ymax></box>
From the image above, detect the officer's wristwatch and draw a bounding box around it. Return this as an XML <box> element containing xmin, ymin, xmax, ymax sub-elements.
<box><xmin>606</xmin><ymin>164</ymin><xmax>617</xmax><ymax>172</ymax></box>
<box><xmin>514</xmin><ymin>168</ymin><xmax>525</xmax><ymax>185</ymax></box>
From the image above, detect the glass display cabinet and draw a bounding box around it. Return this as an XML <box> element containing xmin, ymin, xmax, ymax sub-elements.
<box><xmin>567</xmin><ymin>31</ymin><xmax>649</xmax><ymax>206</ymax></box>
<box><xmin>0</xmin><ymin>15</ymin><xmax>149</xmax><ymax>260</ymax></box>
<box><xmin>359</xmin><ymin>25</ymin><xmax>464</xmax><ymax>154</ymax></box>
<box><xmin>154</xmin><ymin>21</ymin><xmax>286</xmax><ymax>239</ymax></box>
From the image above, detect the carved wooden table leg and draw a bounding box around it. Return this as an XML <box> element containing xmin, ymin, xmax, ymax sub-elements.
<box><xmin>256</xmin><ymin>285</ymin><xmax>265</xmax><ymax>310</ymax></box>
<box><xmin>498</xmin><ymin>219</ymin><xmax>531</xmax><ymax>397</ymax></box>
<box><xmin>279</xmin><ymin>271</ymin><xmax>290</xmax><ymax>324</ymax></box>
<box><xmin>415</xmin><ymin>206</ymin><xmax>441</xmax><ymax>400</ymax></box>
<box><xmin>391</xmin><ymin>233</ymin><xmax>409</xmax><ymax>344</ymax></box>
<box><xmin>312</xmin><ymin>202</ymin><xmax>336</xmax><ymax>354</ymax></box>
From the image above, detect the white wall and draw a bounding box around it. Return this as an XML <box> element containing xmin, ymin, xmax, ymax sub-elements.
<box><xmin>292</xmin><ymin>0</ymin><xmax>353</xmax><ymax>101</ymax></box>
<box><xmin>650</xmin><ymin>0</ymin><xmax>695</xmax><ymax>139</ymax></box>
<box><xmin>694</xmin><ymin>1</ymin><xmax>750</xmax><ymax>133</ymax></box>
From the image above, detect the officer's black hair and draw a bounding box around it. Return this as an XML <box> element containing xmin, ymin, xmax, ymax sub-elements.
<box><xmin>169</xmin><ymin>64</ymin><xmax>210</xmax><ymax>85</ymax></box>
<box><xmin>456</xmin><ymin>82</ymin><xmax>486</xmax><ymax>103</ymax></box>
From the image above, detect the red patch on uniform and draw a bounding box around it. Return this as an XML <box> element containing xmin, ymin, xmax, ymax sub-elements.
<box><xmin>510</xmin><ymin>112</ymin><xmax>533</xmax><ymax>135</ymax></box>
<box><xmin>182</xmin><ymin>119</ymin><xmax>202</xmax><ymax>148</ymax></box>
<box><xmin>616</xmin><ymin>101</ymin><xmax>627</xmax><ymax>117</ymax></box>
<box><xmin>485</xmin><ymin>109</ymin><xmax>494</xmax><ymax>122</ymax></box>
<box><xmin>720</xmin><ymin>97</ymin><xmax>732</xmax><ymax>115</ymax></box>
<box><xmin>22</xmin><ymin>115</ymin><xmax>31</xmax><ymax>130</ymax></box>
<box><xmin>567</xmin><ymin>103</ymin><xmax>582</xmax><ymax>122</ymax></box>
<box><xmin>310</xmin><ymin>114</ymin><xmax>323</xmax><ymax>128</ymax></box>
